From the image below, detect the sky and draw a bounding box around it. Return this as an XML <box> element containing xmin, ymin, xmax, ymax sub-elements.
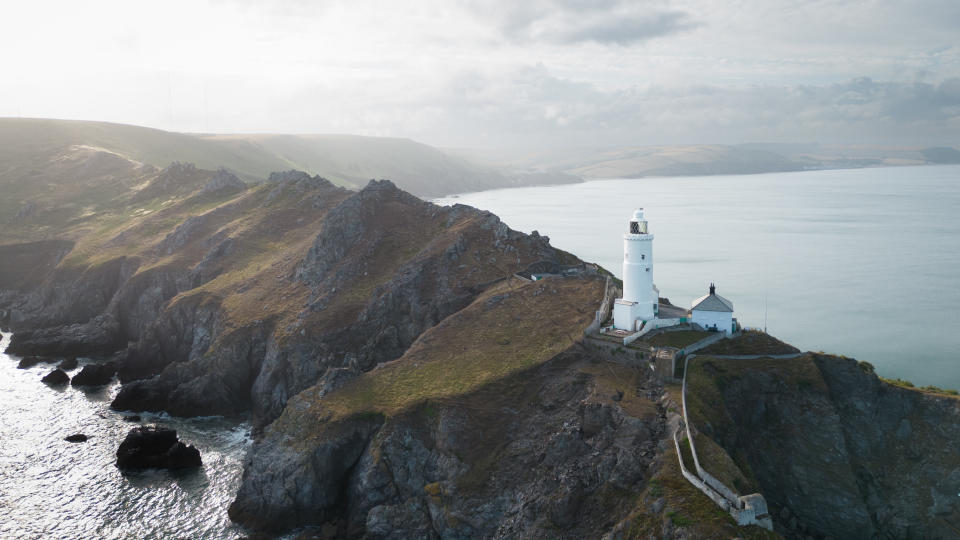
<box><xmin>1</xmin><ymin>0</ymin><xmax>958</xmax><ymax>149</ymax></box>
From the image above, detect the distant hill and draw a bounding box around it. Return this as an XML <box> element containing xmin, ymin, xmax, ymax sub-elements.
<box><xmin>0</xmin><ymin>118</ymin><xmax>551</xmax><ymax>202</ymax></box>
<box><xmin>449</xmin><ymin>142</ymin><xmax>960</xmax><ymax>180</ymax></box>
<box><xmin>200</xmin><ymin>133</ymin><xmax>514</xmax><ymax>196</ymax></box>
<box><xmin>447</xmin><ymin>144</ymin><xmax>802</xmax><ymax>179</ymax></box>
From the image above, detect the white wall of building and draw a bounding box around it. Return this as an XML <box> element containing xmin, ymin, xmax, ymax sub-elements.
<box><xmin>615</xmin><ymin>209</ymin><xmax>656</xmax><ymax>330</ymax></box>
<box><xmin>622</xmin><ymin>233</ymin><xmax>653</xmax><ymax>304</ymax></box>
<box><xmin>691</xmin><ymin>310</ymin><xmax>733</xmax><ymax>334</ymax></box>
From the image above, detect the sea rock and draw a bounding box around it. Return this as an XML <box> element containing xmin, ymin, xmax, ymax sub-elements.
<box><xmin>123</xmin><ymin>415</ymin><xmax>142</xmax><ymax>422</ymax></box>
<box><xmin>17</xmin><ymin>356</ymin><xmax>45</xmax><ymax>368</ymax></box>
<box><xmin>71</xmin><ymin>362</ymin><xmax>117</xmax><ymax>387</ymax></box>
<box><xmin>59</xmin><ymin>357</ymin><xmax>79</xmax><ymax>370</ymax></box>
<box><xmin>65</xmin><ymin>434</ymin><xmax>88</xmax><ymax>443</ymax></box>
<box><xmin>42</xmin><ymin>368</ymin><xmax>70</xmax><ymax>385</ymax></box>
<box><xmin>116</xmin><ymin>426</ymin><xmax>202</xmax><ymax>470</ymax></box>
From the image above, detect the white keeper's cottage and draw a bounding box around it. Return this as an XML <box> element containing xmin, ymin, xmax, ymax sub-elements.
<box><xmin>690</xmin><ymin>283</ymin><xmax>735</xmax><ymax>334</ymax></box>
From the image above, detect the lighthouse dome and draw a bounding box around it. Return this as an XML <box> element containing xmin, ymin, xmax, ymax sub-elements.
<box><xmin>632</xmin><ymin>208</ymin><xmax>645</xmax><ymax>221</ymax></box>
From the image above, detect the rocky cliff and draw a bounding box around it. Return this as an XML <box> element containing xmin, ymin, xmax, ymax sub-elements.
<box><xmin>1</xmin><ymin>161</ymin><xmax>583</xmax><ymax>428</ymax></box>
<box><xmin>2</xmin><ymin>149</ymin><xmax>959</xmax><ymax>539</ymax></box>
<box><xmin>685</xmin><ymin>351</ymin><xmax>960</xmax><ymax>539</ymax></box>
<box><xmin>228</xmin><ymin>277</ymin><xmax>777</xmax><ymax>538</ymax></box>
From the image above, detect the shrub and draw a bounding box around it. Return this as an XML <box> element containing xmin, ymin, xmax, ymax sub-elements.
<box><xmin>667</xmin><ymin>511</ymin><xmax>692</xmax><ymax>526</ymax></box>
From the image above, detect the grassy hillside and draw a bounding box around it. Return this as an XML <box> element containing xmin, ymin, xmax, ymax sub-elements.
<box><xmin>0</xmin><ymin>118</ymin><xmax>520</xmax><ymax>206</ymax></box>
<box><xmin>202</xmin><ymin>133</ymin><xmax>509</xmax><ymax>196</ymax></box>
<box><xmin>275</xmin><ymin>275</ymin><xmax>605</xmax><ymax>431</ymax></box>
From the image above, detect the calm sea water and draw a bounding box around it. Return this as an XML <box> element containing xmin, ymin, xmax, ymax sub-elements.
<box><xmin>435</xmin><ymin>164</ymin><xmax>960</xmax><ymax>390</ymax></box>
<box><xmin>0</xmin><ymin>332</ymin><xmax>251</xmax><ymax>539</ymax></box>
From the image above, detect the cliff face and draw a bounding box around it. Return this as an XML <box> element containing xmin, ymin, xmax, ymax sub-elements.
<box><xmin>229</xmin><ymin>277</ymin><xmax>669</xmax><ymax>538</ymax></box>
<box><xmin>686</xmin><ymin>353</ymin><xmax>960</xmax><ymax>540</ymax></box>
<box><xmin>1</xmin><ymin>163</ymin><xmax>582</xmax><ymax>428</ymax></box>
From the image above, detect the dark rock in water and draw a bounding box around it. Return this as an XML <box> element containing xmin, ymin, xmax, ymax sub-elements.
<box><xmin>65</xmin><ymin>434</ymin><xmax>88</xmax><ymax>443</ymax></box>
<box><xmin>7</xmin><ymin>316</ymin><xmax>122</xmax><ymax>358</ymax></box>
<box><xmin>71</xmin><ymin>362</ymin><xmax>117</xmax><ymax>387</ymax></box>
<box><xmin>123</xmin><ymin>415</ymin><xmax>142</xmax><ymax>422</ymax></box>
<box><xmin>17</xmin><ymin>356</ymin><xmax>46</xmax><ymax>368</ymax></box>
<box><xmin>116</xmin><ymin>426</ymin><xmax>202</xmax><ymax>470</ymax></box>
<box><xmin>59</xmin><ymin>357</ymin><xmax>79</xmax><ymax>370</ymax></box>
<box><xmin>42</xmin><ymin>368</ymin><xmax>70</xmax><ymax>385</ymax></box>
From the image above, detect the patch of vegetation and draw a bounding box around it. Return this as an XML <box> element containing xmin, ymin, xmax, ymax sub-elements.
<box><xmin>698</xmin><ymin>329</ymin><xmax>800</xmax><ymax>356</ymax></box>
<box><xmin>290</xmin><ymin>276</ymin><xmax>605</xmax><ymax>426</ymax></box>
<box><xmin>667</xmin><ymin>511</ymin><xmax>692</xmax><ymax>526</ymax></box>
<box><xmin>882</xmin><ymin>377</ymin><xmax>959</xmax><ymax>396</ymax></box>
<box><xmin>647</xmin><ymin>330</ymin><xmax>712</xmax><ymax>349</ymax></box>
<box><xmin>624</xmin><ymin>442</ymin><xmax>779</xmax><ymax>540</ymax></box>
<box><xmin>648</xmin><ymin>478</ymin><xmax>664</xmax><ymax>498</ymax></box>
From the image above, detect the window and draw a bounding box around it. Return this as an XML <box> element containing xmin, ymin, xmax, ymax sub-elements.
<box><xmin>641</xmin><ymin>254</ymin><xmax>645</xmax><ymax>260</ymax></box>
<box><xmin>645</xmin><ymin>268</ymin><xmax>649</xmax><ymax>272</ymax></box>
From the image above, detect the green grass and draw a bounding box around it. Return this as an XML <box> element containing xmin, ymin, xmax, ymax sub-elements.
<box><xmin>275</xmin><ymin>277</ymin><xmax>605</xmax><ymax>435</ymax></box>
<box><xmin>882</xmin><ymin>377</ymin><xmax>959</xmax><ymax>396</ymax></box>
<box><xmin>647</xmin><ymin>330</ymin><xmax>712</xmax><ymax>349</ymax></box>
<box><xmin>625</xmin><ymin>442</ymin><xmax>780</xmax><ymax>540</ymax></box>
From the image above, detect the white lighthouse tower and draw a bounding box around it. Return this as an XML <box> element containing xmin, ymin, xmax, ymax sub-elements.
<box><xmin>613</xmin><ymin>208</ymin><xmax>658</xmax><ymax>331</ymax></box>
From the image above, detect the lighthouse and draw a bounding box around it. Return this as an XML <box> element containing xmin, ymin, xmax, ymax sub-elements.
<box><xmin>613</xmin><ymin>208</ymin><xmax>658</xmax><ymax>331</ymax></box>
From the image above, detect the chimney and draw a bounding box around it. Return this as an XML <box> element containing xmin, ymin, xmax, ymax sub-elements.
<box><xmin>709</xmin><ymin>283</ymin><xmax>716</xmax><ymax>295</ymax></box>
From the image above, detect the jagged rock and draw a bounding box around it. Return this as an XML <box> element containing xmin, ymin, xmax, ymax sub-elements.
<box><xmin>156</xmin><ymin>215</ymin><xmax>209</xmax><ymax>256</ymax></box>
<box><xmin>14</xmin><ymin>201</ymin><xmax>37</xmax><ymax>221</ymax></box>
<box><xmin>122</xmin><ymin>415</ymin><xmax>141</xmax><ymax>422</ymax></box>
<box><xmin>115</xmin><ymin>426</ymin><xmax>201</xmax><ymax>470</ymax></box>
<box><xmin>42</xmin><ymin>368</ymin><xmax>70</xmax><ymax>385</ymax></box>
<box><xmin>17</xmin><ymin>356</ymin><xmax>45</xmax><ymax>368</ymax></box>
<box><xmin>71</xmin><ymin>362</ymin><xmax>117</xmax><ymax>387</ymax></box>
<box><xmin>198</xmin><ymin>168</ymin><xmax>245</xmax><ymax>196</ymax></box>
<box><xmin>65</xmin><ymin>434</ymin><xmax>88</xmax><ymax>443</ymax></box>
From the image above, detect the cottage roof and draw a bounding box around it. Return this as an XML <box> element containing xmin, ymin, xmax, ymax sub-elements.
<box><xmin>691</xmin><ymin>292</ymin><xmax>734</xmax><ymax>313</ymax></box>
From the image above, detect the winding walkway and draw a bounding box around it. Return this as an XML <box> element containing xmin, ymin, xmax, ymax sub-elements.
<box><xmin>673</xmin><ymin>349</ymin><xmax>796</xmax><ymax>530</ymax></box>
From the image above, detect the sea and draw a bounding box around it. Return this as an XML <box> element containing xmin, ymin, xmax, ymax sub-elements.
<box><xmin>435</xmin><ymin>164</ymin><xmax>960</xmax><ymax>391</ymax></box>
<box><xmin>0</xmin><ymin>332</ymin><xmax>251</xmax><ymax>539</ymax></box>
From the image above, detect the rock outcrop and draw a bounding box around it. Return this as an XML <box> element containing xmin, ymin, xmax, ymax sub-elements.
<box><xmin>42</xmin><ymin>368</ymin><xmax>70</xmax><ymax>385</ymax></box>
<box><xmin>109</xmin><ymin>178</ymin><xmax>578</xmax><ymax>426</ymax></box>
<box><xmin>116</xmin><ymin>426</ymin><xmax>202</xmax><ymax>470</ymax></box>
<box><xmin>685</xmin><ymin>353</ymin><xmax>960</xmax><ymax>540</ymax></box>
<box><xmin>71</xmin><ymin>362</ymin><xmax>117</xmax><ymax>387</ymax></box>
<box><xmin>230</xmin><ymin>346</ymin><xmax>666</xmax><ymax>537</ymax></box>
<box><xmin>58</xmin><ymin>357</ymin><xmax>78</xmax><ymax>370</ymax></box>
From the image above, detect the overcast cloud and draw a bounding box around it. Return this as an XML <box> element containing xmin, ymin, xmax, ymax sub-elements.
<box><xmin>1</xmin><ymin>0</ymin><xmax>957</xmax><ymax>148</ymax></box>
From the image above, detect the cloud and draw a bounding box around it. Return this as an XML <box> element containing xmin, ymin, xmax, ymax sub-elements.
<box><xmin>470</xmin><ymin>0</ymin><xmax>698</xmax><ymax>45</ymax></box>
<box><xmin>387</xmin><ymin>67</ymin><xmax>960</xmax><ymax>147</ymax></box>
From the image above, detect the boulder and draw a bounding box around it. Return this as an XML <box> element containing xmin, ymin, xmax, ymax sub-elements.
<box><xmin>65</xmin><ymin>434</ymin><xmax>89</xmax><ymax>443</ymax></box>
<box><xmin>17</xmin><ymin>356</ymin><xmax>45</xmax><ymax>369</ymax></box>
<box><xmin>122</xmin><ymin>415</ymin><xmax>142</xmax><ymax>422</ymax></box>
<box><xmin>42</xmin><ymin>368</ymin><xmax>70</xmax><ymax>385</ymax></box>
<box><xmin>59</xmin><ymin>357</ymin><xmax>79</xmax><ymax>371</ymax></box>
<box><xmin>116</xmin><ymin>426</ymin><xmax>202</xmax><ymax>470</ymax></box>
<box><xmin>71</xmin><ymin>362</ymin><xmax>117</xmax><ymax>387</ymax></box>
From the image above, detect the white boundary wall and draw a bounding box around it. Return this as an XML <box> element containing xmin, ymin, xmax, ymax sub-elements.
<box><xmin>678</xmin><ymin>353</ymin><xmax>773</xmax><ymax>530</ymax></box>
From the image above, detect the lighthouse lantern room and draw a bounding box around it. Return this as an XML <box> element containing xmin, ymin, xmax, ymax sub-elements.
<box><xmin>613</xmin><ymin>208</ymin><xmax>658</xmax><ymax>331</ymax></box>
